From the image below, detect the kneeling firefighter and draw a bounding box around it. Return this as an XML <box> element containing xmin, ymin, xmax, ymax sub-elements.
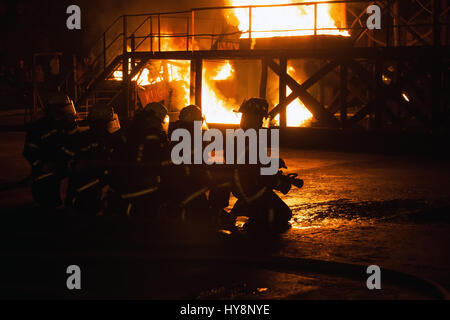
<box><xmin>23</xmin><ymin>93</ymin><xmax>78</xmax><ymax>209</ymax></box>
<box><xmin>109</xmin><ymin>102</ymin><xmax>170</xmax><ymax>217</ymax></box>
<box><xmin>230</xmin><ymin>98</ymin><xmax>303</xmax><ymax>233</ymax></box>
<box><xmin>168</xmin><ymin>104</ymin><xmax>212</xmax><ymax>221</ymax></box>
<box><xmin>66</xmin><ymin>103</ymin><xmax>123</xmax><ymax>215</ymax></box>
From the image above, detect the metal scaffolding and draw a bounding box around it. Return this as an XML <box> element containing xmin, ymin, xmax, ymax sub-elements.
<box><xmin>56</xmin><ymin>0</ymin><xmax>449</xmax><ymax>131</ymax></box>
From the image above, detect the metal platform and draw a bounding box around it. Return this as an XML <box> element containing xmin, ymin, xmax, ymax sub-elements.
<box><xmin>51</xmin><ymin>0</ymin><xmax>449</xmax><ymax>131</ymax></box>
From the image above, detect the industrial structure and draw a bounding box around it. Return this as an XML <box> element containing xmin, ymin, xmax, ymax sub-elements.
<box><xmin>35</xmin><ymin>0</ymin><xmax>449</xmax><ymax>131</ymax></box>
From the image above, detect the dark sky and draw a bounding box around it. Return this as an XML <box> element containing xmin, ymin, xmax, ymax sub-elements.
<box><xmin>0</xmin><ymin>0</ymin><xmax>225</xmax><ymax>64</ymax></box>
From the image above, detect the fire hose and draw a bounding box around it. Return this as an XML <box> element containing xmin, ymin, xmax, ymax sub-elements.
<box><xmin>10</xmin><ymin>250</ymin><xmax>449</xmax><ymax>300</ymax></box>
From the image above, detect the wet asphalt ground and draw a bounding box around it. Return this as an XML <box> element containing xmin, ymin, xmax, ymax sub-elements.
<box><xmin>0</xmin><ymin>131</ymin><xmax>449</xmax><ymax>299</ymax></box>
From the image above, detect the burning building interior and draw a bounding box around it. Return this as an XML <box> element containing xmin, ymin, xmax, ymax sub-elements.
<box><xmin>0</xmin><ymin>0</ymin><xmax>450</xmax><ymax>303</ymax></box>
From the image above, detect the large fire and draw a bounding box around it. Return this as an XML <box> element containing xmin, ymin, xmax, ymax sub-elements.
<box><xmin>224</xmin><ymin>0</ymin><xmax>347</xmax><ymax>126</ymax></box>
<box><xmin>227</xmin><ymin>0</ymin><xmax>349</xmax><ymax>38</ymax></box>
<box><xmin>112</xmin><ymin>1</ymin><xmax>348</xmax><ymax>126</ymax></box>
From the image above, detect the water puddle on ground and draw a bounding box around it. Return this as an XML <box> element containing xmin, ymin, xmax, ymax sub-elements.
<box><xmin>289</xmin><ymin>198</ymin><xmax>450</xmax><ymax>231</ymax></box>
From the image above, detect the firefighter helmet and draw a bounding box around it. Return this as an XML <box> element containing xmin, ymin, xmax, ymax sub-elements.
<box><xmin>179</xmin><ymin>105</ymin><xmax>203</xmax><ymax>122</ymax></box>
<box><xmin>107</xmin><ymin>112</ymin><xmax>121</xmax><ymax>133</ymax></box>
<box><xmin>237</xmin><ymin>98</ymin><xmax>269</xmax><ymax>118</ymax></box>
<box><xmin>143</xmin><ymin>102</ymin><xmax>168</xmax><ymax>122</ymax></box>
<box><xmin>88</xmin><ymin>103</ymin><xmax>121</xmax><ymax>133</ymax></box>
<box><xmin>48</xmin><ymin>94</ymin><xmax>76</xmax><ymax>117</ymax></box>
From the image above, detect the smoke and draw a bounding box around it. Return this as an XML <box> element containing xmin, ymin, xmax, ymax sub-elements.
<box><xmin>0</xmin><ymin>0</ymin><xmax>228</xmax><ymax>61</ymax></box>
<box><xmin>79</xmin><ymin>0</ymin><xmax>226</xmax><ymax>52</ymax></box>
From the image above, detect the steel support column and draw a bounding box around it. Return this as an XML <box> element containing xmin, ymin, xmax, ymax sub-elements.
<box><xmin>259</xmin><ymin>58</ymin><xmax>268</xmax><ymax>99</ymax></box>
<box><xmin>340</xmin><ymin>61</ymin><xmax>348</xmax><ymax>128</ymax></box>
<box><xmin>190</xmin><ymin>60</ymin><xmax>195</xmax><ymax>104</ymax></box>
<box><xmin>194</xmin><ymin>59</ymin><xmax>203</xmax><ymax>108</ymax></box>
<box><xmin>432</xmin><ymin>56</ymin><xmax>442</xmax><ymax>130</ymax></box>
<box><xmin>123</xmin><ymin>16</ymin><xmax>130</xmax><ymax>119</ymax></box>
<box><xmin>433</xmin><ymin>0</ymin><xmax>442</xmax><ymax>46</ymax></box>
<box><xmin>374</xmin><ymin>58</ymin><xmax>384</xmax><ymax>129</ymax></box>
<box><xmin>279</xmin><ymin>58</ymin><xmax>287</xmax><ymax>127</ymax></box>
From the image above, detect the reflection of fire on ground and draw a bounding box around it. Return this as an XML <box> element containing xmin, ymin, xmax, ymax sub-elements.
<box><xmin>113</xmin><ymin>0</ymin><xmax>349</xmax><ymax>126</ymax></box>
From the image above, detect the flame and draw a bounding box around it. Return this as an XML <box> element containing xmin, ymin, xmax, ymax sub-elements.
<box><xmin>112</xmin><ymin>65</ymin><xmax>155</xmax><ymax>86</ymax></box>
<box><xmin>112</xmin><ymin>62</ymin><xmax>185</xmax><ymax>86</ymax></box>
<box><xmin>284</xmin><ymin>66</ymin><xmax>313</xmax><ymax>127</ymax></box>
<box><xmin>114</xmin><ymin>59</ymin><xmax>313</xmax><ymax>126</ymax></box>
<box><xmin>274</xmin><ymin>86</ymin><xmax>313</xmax><ymax>127</ymax></box>
<box><xmin>202</xmin><ymin>85</ymin><xmax>242</xmax><ymax>124</ymax></box>
<box><xmin>227</xmin><ymin>0</ymin><xmax>349</xmax><ymax>38</ymax></box>
<box><xmin>202</xmin><ymin>61</ymin><xmax>241</xmax><ymax>124</ymax></box>
<box><xmin>135</xmin><ymin>68</ymin><xmax>151</xmax><ymax>86</ymax></box>
<box><xmin>112</xmin><ymin>40</ymin><xmax>191</xmax><ymax>87</ymax></box>
<box><xmin>213</xmin><ymin>61</ymin><xmax>234</xmax><ymax>80</ymax></box>
<box><xmin>114</xmin><ymin>59</ymin><xmax>242</xmax><ymax>124</ymax></box>
<box><xmin>201</xmin><ymin>61</ymin><xmax>312</xmax><ymax>126</ymax></box>
<box><xmin>221</xmin><ymin>0</ymin><xmax>347</xmax><ymax>126</ymax></box>
<box><xmin>113</xmin><ymin>67</ymin><xmax>168</xmax><ymax>85</ymax></box>
<box><xmin>285</xmin><ymin>95</ymin><xmax>313</xmax><ymax>127</ymax></box>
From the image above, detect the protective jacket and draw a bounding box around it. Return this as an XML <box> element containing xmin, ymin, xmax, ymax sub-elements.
<box><xmin>109</xmin><ymin>118</ymin><xmax>170</xmax><ymax>217</ymax></box>
<box><xmin>23</xmin><ymin>116</ymin><xmax>78</xmax><ymax>208</ymax></box>
<box><xmin>66</xmin><ymin>126</ymin><xmax>125</xmax><ymax>214</ymax></box>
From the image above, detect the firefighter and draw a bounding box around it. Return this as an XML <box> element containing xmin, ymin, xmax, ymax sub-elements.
<box><xmin>167</xmin><ymin>104</ymin><xmax>212</xmax><ymax>222</ymax></box>
<box><xmin>230</xmin><ymin>98</ymin><xmax>293</xmax><ymax>233</ymax></box>
<box><xmin>108</xmin><ymin>102</ymin><xmax>170</xmax><ymax>217</ymax></box>
<box><xmin>66</xmin><ymin>103</ymin><xmax>123</xmax><ymax>215</ymax></box>
<box><xmin>23</xmin><ymin>93</ymin><xmax>78</xmax><ymax>209</ymax></box>
<box><xmin>181</xmin><ymin>105</ymin><xmax>236</xmax><ymax>226</ymax></box>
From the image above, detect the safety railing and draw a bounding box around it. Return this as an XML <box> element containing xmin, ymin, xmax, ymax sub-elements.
<box><xmin>119</xmin><ymin>0</ymin><xmax>448</xmax><ymax>55</ymax></box>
